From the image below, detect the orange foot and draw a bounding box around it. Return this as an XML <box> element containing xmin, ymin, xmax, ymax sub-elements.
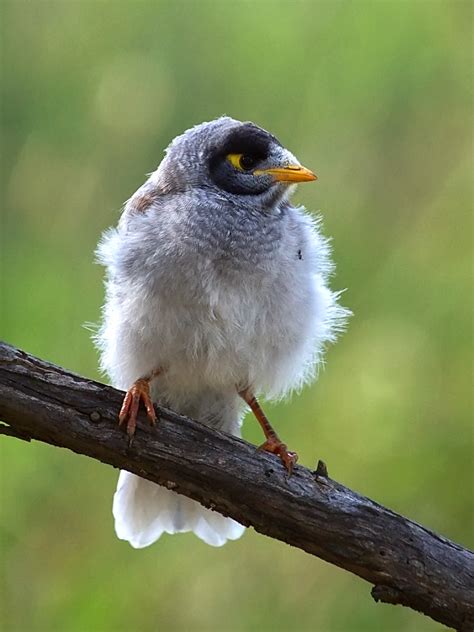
<box><xmin>119</xmin><ymin>378</ymin><xmax>157</xmax><ymax>442</ymax></box>
<box><xmin>258</xmin><ymin>437</ymin><xmax>298</xmax><ymax>475</ymax></box>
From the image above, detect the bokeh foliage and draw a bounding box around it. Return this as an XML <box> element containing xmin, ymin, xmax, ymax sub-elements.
<box><xmin>1</xmin><ymin>1</ymin><xmax>472</xmax><ymax>630</ymax></box>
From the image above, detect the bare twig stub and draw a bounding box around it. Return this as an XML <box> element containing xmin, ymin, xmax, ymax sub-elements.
<box><xmin>0</xmin><ymin>341</ymin><xmax>473</xmax><ymax>630</ymax></box>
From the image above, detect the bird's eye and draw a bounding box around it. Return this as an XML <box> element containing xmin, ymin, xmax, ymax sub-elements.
<box><xmin>239</xmin><ymin>154</ymin><xmax>257</xmax><ymax>171</ymax></box>
<box><xmin>226</xmin><ymin>153</ymin><xmax>258</xmax><ymax>172</ymax></box>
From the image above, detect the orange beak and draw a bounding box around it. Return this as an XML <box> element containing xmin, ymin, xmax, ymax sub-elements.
<box><xmin>255</xmin><ymin>164</ymin><xmax>317</xmax><ymax>183</ymax></box>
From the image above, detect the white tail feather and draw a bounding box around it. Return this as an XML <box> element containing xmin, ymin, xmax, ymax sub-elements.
<box><xmin>113</xmin><ymin>470</ymin><xmax>245</xmax><ymax>548</ymax></box>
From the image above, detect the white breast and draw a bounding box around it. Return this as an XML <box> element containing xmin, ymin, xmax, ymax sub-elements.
<box><xmin>96</xmin><ymin>205</ymin><xmax>348</xmax><ymax>423</ymax></box>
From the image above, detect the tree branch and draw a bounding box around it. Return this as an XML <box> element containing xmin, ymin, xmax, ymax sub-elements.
<box><xmin>0</xmin><ymin>341</ymin><xmax>472</xmax><ymax>630</ymax></box>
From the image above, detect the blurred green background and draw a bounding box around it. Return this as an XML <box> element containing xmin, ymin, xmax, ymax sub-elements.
<box><xmin>1</xmin><ymin>1</ymin><xmax>472</xmax><ymax>630</ymax></box>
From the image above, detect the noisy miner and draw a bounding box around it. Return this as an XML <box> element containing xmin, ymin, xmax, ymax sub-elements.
<box><xmin>96</xmin><ymin>116</ymin><xmax>349</xmax><ymax>548</ymax></box>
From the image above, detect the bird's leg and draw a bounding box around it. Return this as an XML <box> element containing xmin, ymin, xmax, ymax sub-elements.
<box><xmin>239</xmin><ymin>387</ymin><xmax>298</xmax><ymax>475</ymax></box>
<box><xmin>119</xmin><ymin>368</ymin><xmax>162</xmax><ymax>441</ymax></box>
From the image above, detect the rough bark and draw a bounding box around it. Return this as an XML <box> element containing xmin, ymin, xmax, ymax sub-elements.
<box><xmin>0</xmin><ymin>341</ymin><xmax>472</xmax><ymax>630</ymax></box>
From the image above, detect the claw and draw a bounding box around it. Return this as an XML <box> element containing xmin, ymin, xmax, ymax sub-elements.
<box><xmin>118</xmin><ymin>378</ymin><xmax>158</xmax><ymax>439</ymax></box>
<box><xmin>258</xmin><ymin>437</ymin><xmax>298</xmax><ymax>476</ymax></box>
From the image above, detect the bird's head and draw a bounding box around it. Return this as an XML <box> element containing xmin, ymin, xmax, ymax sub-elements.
<box><xmin>154</xmin><ymin>117</ymin><xmax>317</xmax><ymax>210</ymax></box>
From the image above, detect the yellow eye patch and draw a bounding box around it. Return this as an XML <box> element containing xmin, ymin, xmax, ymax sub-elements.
<box><xmin>227</xmin><ymin>153</ymin><xmax>245</xmax><ymax>170</ymax></box>
<box><xmin>226</xmin><ymin>153</ymin><xmax>258</xmax><ymax>172</ymax></box>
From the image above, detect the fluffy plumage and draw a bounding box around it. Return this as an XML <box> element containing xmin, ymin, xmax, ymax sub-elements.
<box><xmin>96</xmin><ymin>116</ymin><xmax>349</xmax><ymax>548</ymax></box>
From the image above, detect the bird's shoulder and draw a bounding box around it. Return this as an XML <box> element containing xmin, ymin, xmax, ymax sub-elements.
<box><xmin>121</xmin><ymin>181</ymin><xmax>164</xmax><ymax>221</ymax></box>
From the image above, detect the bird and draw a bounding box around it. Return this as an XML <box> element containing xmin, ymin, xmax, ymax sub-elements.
<box><xmin>96</xmin><ymin>116</ymin><xmax>349</xmax><ymax>548</ymax></box>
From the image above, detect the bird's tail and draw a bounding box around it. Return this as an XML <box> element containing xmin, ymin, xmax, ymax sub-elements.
<box><xmin>113</xmin><ymin>470</ymin><xmax>245</xmax><ymax>548</ymax></box>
